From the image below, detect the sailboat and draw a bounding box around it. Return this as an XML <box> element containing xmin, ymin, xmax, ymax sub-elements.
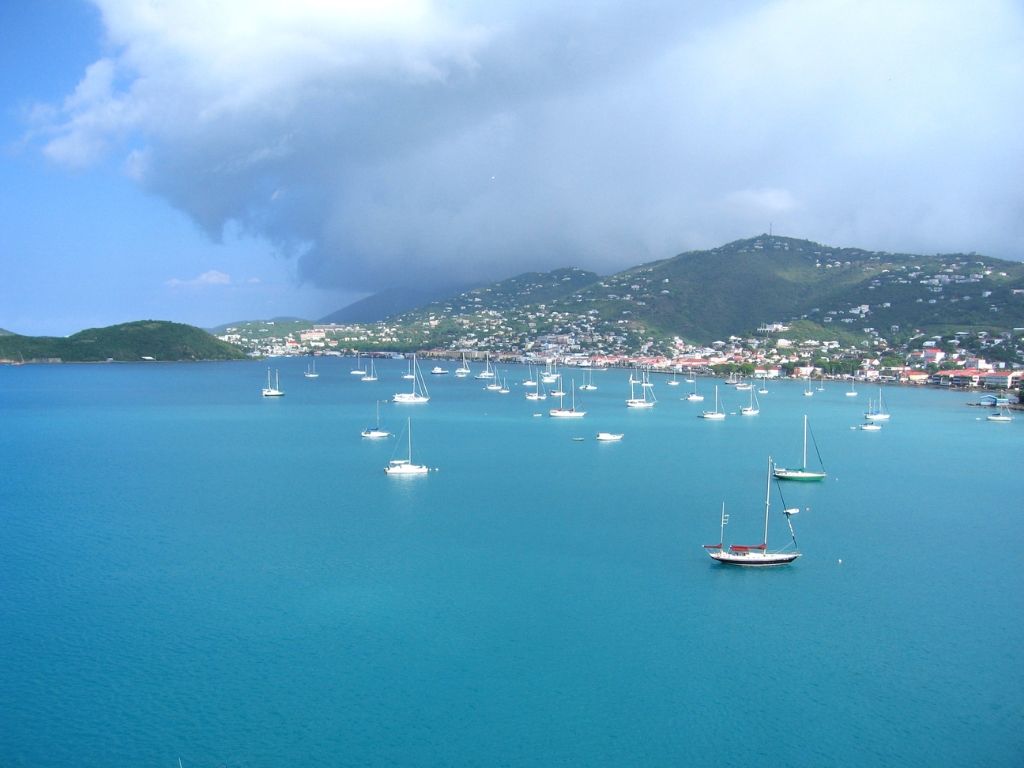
<box><xmin>700</xmin><ymin>385</ymin><xmax>725</xmax><ymax>419</ymax></box>
<box><xmin>704</xmin><ymin>457</ymin><xmax>801</xmax><ymax>567</ymax></box>
<box><xmin>525</xmin><ymin>374</ymin><xmax>547</xmax><ymax>400</ymax></box>
<box><xmin>522</xmin><ymin>365</ymin><xmax>538</xmax><ymax>387</ymax></box>
<box><xmin>262</xmin><ymin>367</ymin><xmax>284</xmax><ymax>397</ymax></box>
<box><xmin>304</xmin><ymin>358</ymin><xmax>319</xmax><ymax>379</ymax></box>
<box><xmin>596</xmin><ymin>431</ymin><xmax>623</xmax><ymax>441</ymax></box>
<box><xmin>685</xmin><ymin>367</ymin><xmax>695</xmax><ymax>384</ymax></box>
<box><xmin>846</xmin><ymin>379</ymin><xmax>858</xmax><ymax>397</ymax></box>
<box><xmin>741</xmin><ymin>387</ymin><xmax>760</xmax><ymax>416</ymax></box>
<box><xmin>774</xmin><ymin>415</ymin><xmax>826</xmax><ymax>481</ymax></box>
<box><xmin>817</xmin><ymin>375</ymin><xmax>825</xmax><ymax>392</ymax></box>
<box><xmin>550</xmin><ymin>378</ymin><xmax>586</xmax><ymax>418</ymax></box>
<box><xmin>987</xmin><ymin>403</ymin><xmax>1013</xmax><ymax>422</ymax></box>
<box><xmin>475</xmin><ymin>353</ymin><xmax>496</xmax><ymax>380</ymax></box>
<box><xmin>803</xmin><ymin>378</ymin><xmax>814</xmax><ymax>397</ymax></box>
<box><xmin>579</xmin><ymin>369</ymin><xmax>597</xmax><ymax>391</ymax></box>
<box><xmin>401</xmin><ymin>357</ymin><xmax>415</xmax><ymax>380</ymax></box>
<box><xmin>361</xmin><ymin>358</ymin><xmax>378</xmax><ymax>382</ymax></box>
<box><xmin>757</xmin><ymin>378</ymin><xmax>768</xmax><ymax>395</ymax></box>
<box><xmin>384</xmin><ymin>418</ymin><xmax>429</xmax><ymax>475</ymax></box>
<box><xmin>686</xmin><ymin>379</ymin><xmax>705</xmax><ymax>402</ymax></box>
<box><xmin>626</xmin><ymin>371</ymin><xmax>656</xmax><ymax>408</ymax></box>
<box><xmin>361</xmin><ymin>400</ymin><xmax>391</xmax><ymax>438</ymax></box>
<box><xmin>549</xmin><ymin>375</ymin><xmax>566</xmax><ymax>398</ymax></box>
<box><xmin>350</xmin><ymin>353</ymin><xmax>366</xmax><ymax>376</ymax></box>
<box><xmin>486</xmin><ymin>370</ymin><xmax>503</xmax><ymax>391</ymax></box>
<box><xmin>455</xmin><ymin>352</ymin><xmax>471</xmax><ymax>377</ymax></box>
<box><xmin>668</xmin><ymin>371</ymin><xmax>680</xmax><ymax>387</ymax></box>
<box><xmin>541</xmin><ymin>360</ymin><xmax>559</xmax><ymax>384</ymax></box>
<box><xmin>864</xmin><ymin>388</ymin><xmax>891</xmax><ymax>421</ymax></box>
<box><xmin>393</xmin><ymin>355</ymin><xmax>430</xmax><ymax>403</ymax></box>
<box><xmin>498</xmin><ymin>375</ymin><xmax>510</xmax><ymax>394</ymax></box>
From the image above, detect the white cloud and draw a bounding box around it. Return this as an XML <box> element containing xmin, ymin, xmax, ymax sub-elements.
<box><xmin>33</xmin><ymin>0</ymin><xmax>1024</xmax><ymax>295</ymax></box>
<box><xmin>166</xmin><ymin>269</ymin><xmax>232</xmax><ymax>288</ymax></box>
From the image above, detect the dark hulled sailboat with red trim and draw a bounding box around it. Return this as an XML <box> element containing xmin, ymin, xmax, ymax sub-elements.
<box><xmin>705</xmin><ymin>456</ymin><xmax>801</xmax><ymax>567</ymax></box>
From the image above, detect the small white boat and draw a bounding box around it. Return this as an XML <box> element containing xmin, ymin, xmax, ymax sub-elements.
<box><xmin>987</xmin><ymin>404</ymin><xmax>1013</xmax><ymax>422</ymax></box>
<box><xmin>700</xmin><ymin>386</ymin><xmax>725</xmax><ymax>420</ymax></box>
<box><xmin>774</xmin><ymin>415</ymin><xmax>826</xmax><ymax>481</ymax></box>
<box><xmin>304</xmin><ymin>359</ymin><xmax>319</xmax><ymax>379</ymax></box>
<box><xmin>686</xmin><ymin>378</ymin><xmax>704</xmax><ymax>402</ymax></box>
<box><xmin>498</xmin><ymin>376</ymin><xmax>510</xmax><ymax>394</ymax></box>
<box><xmin>740</xmin><ymin>388</ymin><xmax>760</xmax><ymax>416</ymax></box>
<box><xmin>384</xmin><ymin>418</ymin><xmax>430</xmax><ymax>475</ymax></box>
<box><xmin>475</xmin><ymin>353</ymin><xmax>496</xmax><ymax>380</ymax></box>
<box><xmin>859</xmin><ymin>422</ymin><xmax>882</xmax><ymax>431</ymax></box>
<box><xmin>626</xmin><ymin>370</ymin><xmax>656</xmax><ymax>408</ymax></box>
<box><xmin>349</xmin><ymin>353</ymin><xmax>366</xmax><ymax>376</ymax></box>
<box><xmin>550</xmin><ymin>379</ymin><xmax>586</xmax><ymax>418</ymax></box>
<box><xmin>262</xmin><ymin>367</ymin><xmax>284</xmax><ymax>397</ymax></box>
<box><xmin>361</xmin><ymin>358</ymin><xmax>378</xmax><ymax>382</ymax></box>
<box><xmin>846</xmin><ymin>379</ymin><xmax>858</xmax><ymax>397</ymax></box>
<box><xmin>579</xmin><ymin>369</ymin><xmax>597</xmax><ymax>391</ymax></box>
<box><xmin>864</xmin><ymin>388</ymin><xmax>891</xmax><ymax>421</ymax></box>
<box><xmin>454</xmin><ymin>352</ymin><xmax>471</xmax><ymax>377</ymax></box>
<box><xmin>596</xmin><ymin>432</ymin><xmax>623</xmax><ymax>442</ymax></box>
<box><xmin>431</xmin><ymin>366</ymin><xmax>449</xmax><ymax>375</ymax></box>
<box><xmin>361</xmin><ymin>400</ymin><xmax>391</xmax><ymax>438</ymax></box>
<box><xmin>667</xmin><ymin>371</ymin><xmax>680</xmax><ymax>387</ymax></box>
<box><xmin>393</xmin><ymin>355</ymin><xmax>429</xmax><ymax>403</ymax></box>
<box><xmin>802</xmin><ymin>378</ymin><xmax>814</xmax><ymax>397</ymax></box>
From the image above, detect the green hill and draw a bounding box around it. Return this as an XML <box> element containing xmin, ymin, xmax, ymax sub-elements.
<box><xmin>392</xmin><ymin>236</ymin><xmax>1024</xmax><ymax>346</ymax></box>
<box><xmin>0</xmin><ymin>320</ymin><xmax>248</xmax><ymax>362</ymax></box>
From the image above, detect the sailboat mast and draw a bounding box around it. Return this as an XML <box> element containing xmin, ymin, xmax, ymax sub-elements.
<box><xmin>802</xmin><ymin>414</ymin><xmax>808</xmax><ymax>468</ymax></box>
<box><xmin>764</xmin><ymin>456</ymin><xmax>773</xmax><ymax>547</ymax></box>
<box><xmin>407</xmin><ymin>418</ymin><xmax>412</xmax><ymax>461</ymax></box>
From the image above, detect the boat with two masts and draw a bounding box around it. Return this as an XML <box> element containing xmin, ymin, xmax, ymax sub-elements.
<box><xmin>393</xmin><ymin>355</ymin><xmax>430</xmax><ymax>404</ymax></box>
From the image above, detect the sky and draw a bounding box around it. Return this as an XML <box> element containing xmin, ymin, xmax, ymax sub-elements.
<box><xmin>2</xmin><ymin>0</ymin><xmax>1023</xmax><ymax>336</ymax></box>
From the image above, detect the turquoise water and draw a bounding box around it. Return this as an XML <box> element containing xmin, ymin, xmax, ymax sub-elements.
<box><xmin>1</xmin><ymin>360</ymin><xmax>1022</xmax><ymax>766</ymax></box>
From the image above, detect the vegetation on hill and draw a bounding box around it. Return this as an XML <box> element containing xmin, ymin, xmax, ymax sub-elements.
<box><xmin>0</xmin><ymin>321</ymin><xmax>248</xmax><ymax>362</ymax></box>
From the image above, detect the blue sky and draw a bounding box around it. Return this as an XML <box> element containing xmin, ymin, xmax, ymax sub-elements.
<box><xmin>2</xmin><ymin>1</ymin><xmax>1023</xmax><ymax>337</ymax></box>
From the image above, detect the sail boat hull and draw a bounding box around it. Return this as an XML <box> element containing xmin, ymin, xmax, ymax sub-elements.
<box><xmin>708</xmin><ymin>550</ymin><xmax>801</xmax><ymax>566</ymax></box>
<box><xmin>772</xmin><ymin>468</ymin><xmax>825</xmax><ymax>481</ymax></box>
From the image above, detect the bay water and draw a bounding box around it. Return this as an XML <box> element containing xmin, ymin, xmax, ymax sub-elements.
<box><xmin>1</xmin><ymin>360</ymin><xmax>1021</xmax><ymax>766</ymax></box>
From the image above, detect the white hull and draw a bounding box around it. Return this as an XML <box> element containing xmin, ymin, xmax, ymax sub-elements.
<box><xmin>859</xmin><ymin>423</ymin><xmax>881</xmax><ymax>431</ymax></box>
<box><xmin>686</xmin><ymin>394</ymin><xmax>705</xmax><ymax>402</ymax></box>
<box><xmin>708</xmin><ymin>550</ymin><xmax>801</xmax><ymax>566</ymax></box>
<box><xmin>741</xmin><ymin>407</ymin><xmax>759</xmax><ymax>416</ymax></box>
<box><xmin>549</xmin><ymin>409</ymin><xmax>585</xmax><ymax>418</ymax></box>
<box><xmin>385</xmin><ymin>461</ymin><xmax>428</xmax><ymax>475</ymax></box>
<box><xmin>393</xmin><ymin>393</ymin><xmax>429</xmax><ymax>404</ymax></box>
<box><xmin>596</xmin><ymin>432</ymin><xmax>623</xmax><ymax>441</ymax></box>
<box><xmin>626</xmin><ymin>399</ymin><xmax>655</xmax><ymax>408</ymax></box>
<box><xmin>773</xmin><ymin>468</ymin><xmax>826</xmax><ymax>481</ymax></box>
<box><xmin>362</xmin><ymin>429</ymin><xmax>390</xmax><ymax>439</ymax></box>
<box><xmin>262</xmin><ymin>389</ymin><xmax>284</xmax><ymax>397</ymax></box>
<box><xmin>987</xmin><ymin>415</ymin><xmax>1013</xmax><ymax>422</ymax></box>
<box><xmin>864</xmin><ymin>413</ymin><xmax>890</xmax><ymax>421</ymax></box>
<box><xmin>700</xmin><ymin>411</ymin><xmax>725</xmax><ymax>420</ymax></box>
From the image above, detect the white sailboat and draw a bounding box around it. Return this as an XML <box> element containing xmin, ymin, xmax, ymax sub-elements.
<box><xmin>864</xmin><ymin>388</ymin><xmax>891</xmax><ymax>421</ymax></box>
<box><xmin>349</xmin><ymin>353</ymin><xmax>366</xmax><ymax>376</ymax></box>
<box><xmin>595</xmin><ymin>432</ymin><xmax>623</xmax><ymax>441</ymax></box>
<box><xmin>626</xmin><ymin>371</ymin><xmax>656</xmax><ymax>408</ymax></box>
<box><xmin>803</xmin><ymin>378</ymin><xmax>814</xmax><ymax>397</ymax></box>
<box><xmin>705</xmin><ymin>457</ymin><xmax>801</xmax><ymax>567</ymax></box>
<box><xmin>817</xmin><ymin>375</ymin><xmax>825</xmax><ymax>392</ymax></box>
<box><xmin>579</xmin><ymin>369</ymin><xmax>597</xmax><ymax>391</ymax></box>
<box><xmin>541</xmin><ymin>360</ymin><xmax>559</xmax><ymax>384</ymax></box>
<box><xmin>549</xmin><ymin>375</ymin><xmax>566</xmax><ymax>398</ymax></box>
<box><xmin>686</xmin><ymin>378</ymin><xmax>705</xmax><ymax>402</ymax></box>
<box><xmin>700</xmin><ymin>385</ymin><xmax>725</xmax><ymax>419</ymax></box>
<box><xmin>262</xmin><ymin>367</ymin><xmax>284</xmax><ymax>397</ymax></box>
<box><xmin>741</xmin><ymin>387</ymin><xmax>760</xmax><ymax>416</ymax></box>
<box><xmin>455</xmin><ymin>352</ymin><xmax>471</xmax><ymax>377</ymax></box>
<box><xmin>668</xmin><ymin>371</ymin><xmax>680</xmax><ymax>387</ymax></box>
<box><xmin>757</xmin><ymin>378</ymin><xmax>768</xmax><ymax>395</ymax></box>
<box><xmin>486</xmin><ymin>371</ymin><xmax>503</xmax><ymax>391</ymax></box>
<box><xmin>987</xmin><ymin>404</ymin><xmax>1013</xmax><ymax>422</ymax></box>
<box><xmin>522</xmin><ymin>365</ymin><xmax>538</xmax><ymax>387</ymax></box>
<box><xmin>401</xmin><ymin>357</ymin><xmax>415</xmax><ymax>380</ymax></box>
<box><xmin>550</xmin><ymin>378</ymin><xmax>586</xmax><ymax>418</ymax></box>
<box><xmin>361</xmin><ymin>400</ymin><xmax>391</xmax><ymax>438</ymax></box>
<box><xmin>304</xmin><ymin>358</ymin><xmax>319</xmax><ymax>379</ymax></box>
<box><xmin>498</xmin><ymin>375</ymin><xmax>510</xmax><ymax>394</ymax></box>
<box><xmin>384</xmin><ymin>418</ymin><xmax>429</xmax><ymax>475</ymax></box>
<box><xmin>773</xmin><ymin>415</ymin><xmax>826</xmax><ymax>481</ymax></box>
<box><xmin>393</xmin><ymin>355</ymin><xmax>430</xmax><ymax>403</ymax></box>
<box><xmin>525</xmin><ymin>374</ymin><xmax>547</xmax><ymax>401</ymax></box>
<box><xmin>475</xmin><ymin>353</ymin><xmax>496</xmax><ymax>380</ymax></box>
<box><xmin>361</xmin><ymin>358</ymin><xmax>378</xmax><ymax>382</ymax></box>
<box><xmin>846</xmin><ymin>379</ymin><xmax>858</xmax><ymax>397</ymax></box>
